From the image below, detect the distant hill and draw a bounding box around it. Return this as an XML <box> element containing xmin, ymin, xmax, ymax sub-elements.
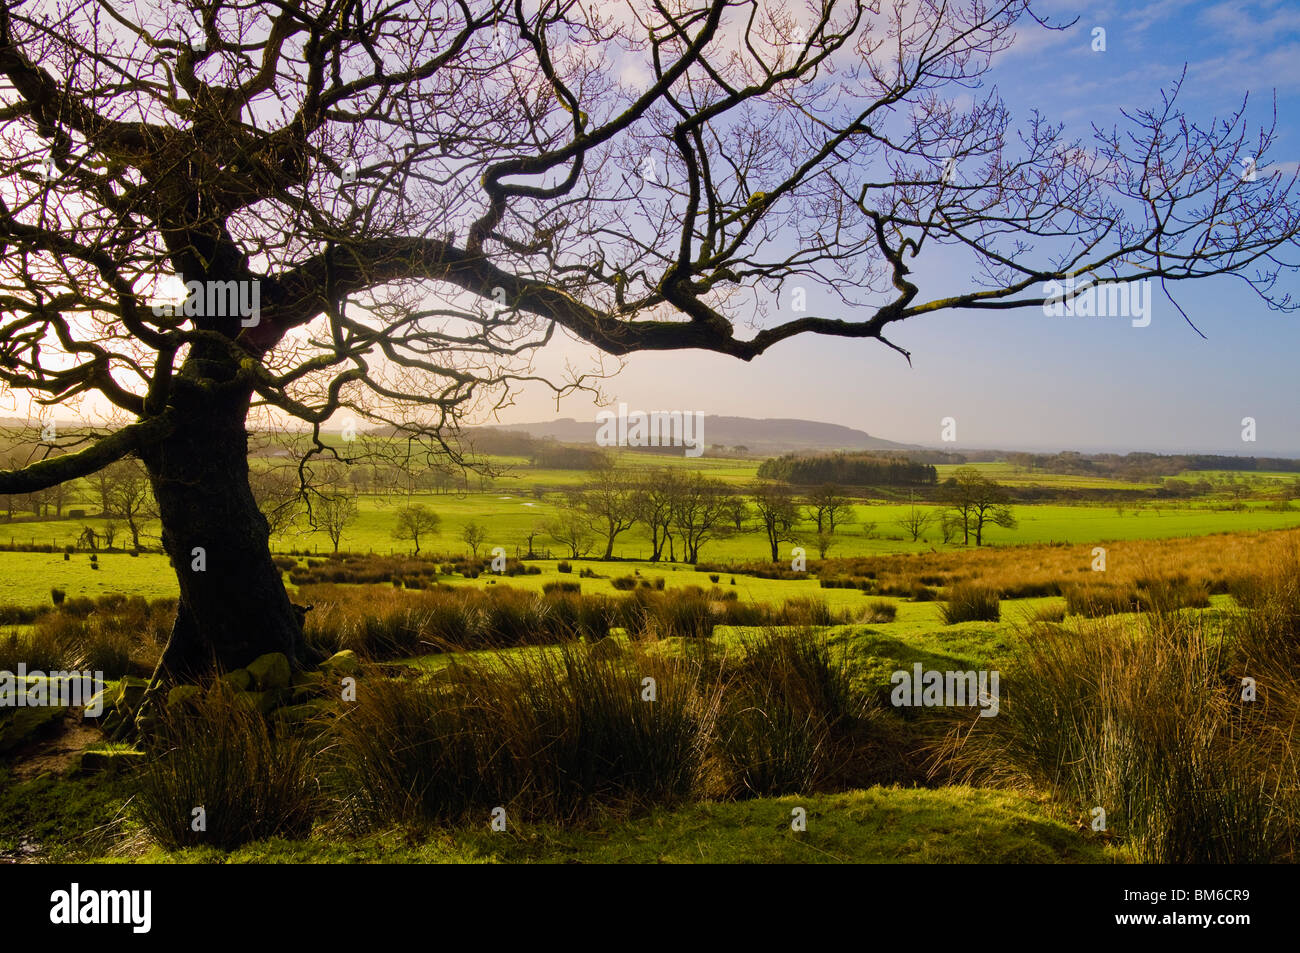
<box><xmin>482</xmin><ymin>415</ymin><xmax>916</xmax><ymax>455</ymax></box>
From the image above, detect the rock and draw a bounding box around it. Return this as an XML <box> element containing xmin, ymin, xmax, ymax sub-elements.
<box><xmin>588</xmin><ymin>637</ymin><xmax>628</xmax><ymax>661</ymax></box>
<box><xmin>99</xmin><ymin>709</ymin><xmax>124</xmax><ymax>736</ymax></box>
<box><xmin>274</xmin><ymin>700</ymin><xmax>332</xmax><ymax>725</ymax></box>
<box><xmin>246</xmin><ymin>653</ymin><xmax>291</xmax><ymax>691</ymax></box>
<box><xmin>166</xmin><ymin>685</ymin><xmax>201</xmax><ymax>708</ymax></box>
<box><xmin>289</xmin><ymin>671</ymin><xmax>324</xmax><ymax>703</ymax></box>
<box><xmin>82</xmin><ymin>684</ymin><xmax>117</xmax><ymax>721</ymax></box>
<box><xmin>115</xmin><ymin>676</ymin><xmax>150</xmax><ymax>714</ymax></box>
<box><xmin>233</xmin><ymin>690</ymin><xmax>266</xmax><ymax>714</ymax></box>
<box><xmin>0</xmin><ymin>705</ymin><xmax>65</xmax><ymax>754</ymax></box>
<box><xmin>319</xmin><ymin>649</ymin><xmax>360</xmax><ymax>678</ymax></box>
<box><xmin>75</xmin><ymin>749</ymin><xmax>145</xmax><ymax>775</ymax></box>
<box><xmin>218</xmin><ymin>668</ymin><xmax>252</xmax><ymax>692</ymax></box>
<box><xmin>234</xmin><ymin>688</ymin><xmax>288</xmax><ymax>716</ymax></box>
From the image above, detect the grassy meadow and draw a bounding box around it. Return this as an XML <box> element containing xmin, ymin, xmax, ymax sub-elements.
<box><xmin>2</xmin><ymin>447</ymin><xmax>1299</xmax><ymax>865</ymax></box>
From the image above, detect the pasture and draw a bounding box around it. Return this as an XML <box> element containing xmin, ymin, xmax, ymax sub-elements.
<box><xmin>3</xmin><ymin>448</ymin><xmax>1299</xmax><ymax>866</ymax></box>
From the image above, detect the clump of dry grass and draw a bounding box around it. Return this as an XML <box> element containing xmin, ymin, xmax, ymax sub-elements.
<box><xmin>330</xmin><ymin>642</ymin><xmax>720</xmax><ymax>827</ymax></box>
<box><xmin>813</xmin><ymin>528</ymin><xmax>1299</xmax><ymax>601</ymax></box>
<box><xmin>934</xmin><ymin>609</ymin><xmax>1296</xmax><ymax>863</ymax></box>
<box><xmin>134</xmin><ymin>684</ymin><xmax>324</xmax><ymax>849</ymax></box>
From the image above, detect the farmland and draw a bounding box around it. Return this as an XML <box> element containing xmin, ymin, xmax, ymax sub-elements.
<box><xmin>3</xmin><ymin>440</ymin><xmax>1300</xmax><ymax>866</ymax></box>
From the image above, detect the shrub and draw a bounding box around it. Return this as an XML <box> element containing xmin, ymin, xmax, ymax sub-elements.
<box><xmin>543</xmin><ymin>580</ymin><xmax>581</xmax><ymax>595</ymax></box>
<box><xmin>611</xmin><ymin>576</ymin><xmax>637</xmax><ymax>591</ymax></box>
<box><xmin>557</xmin><ymin>561</ymin><xmax>572</xmax><ymax>574</ymax></box>
<box><xmin>62</xmin><ymin>597</ymin><xmax>96</xmax><ymax>617</ymax></box>
<box><xmin>709</xmin><ymin>574</ymin><xmax>720</xmax><ymax>583</ymax></box>
<box><xmin>774</xmin><ymin>596</ymin><xmax>841</xmax><ymax>627</ymax></box>
<box><xmin>51</xmin><ymin>587</ymin><xmax>67</xmax><ymax>605</ymax></box>
<box><xmin>940</xmin><ymin>585</ymin><xmax>1000</xmax><ymax>624</ymax></box>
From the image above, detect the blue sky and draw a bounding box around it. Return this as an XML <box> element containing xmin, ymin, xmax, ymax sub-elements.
<box><xmin>495</xmin><ymin>0</ymin><xmax>1300</xmax><ymax>456</ymax></box>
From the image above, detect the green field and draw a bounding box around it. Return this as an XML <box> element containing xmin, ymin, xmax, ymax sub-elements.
<box><xmin>6</xmin><ymin>494</ymin><xmax>1300</xmax><ymax>611</ymax></box>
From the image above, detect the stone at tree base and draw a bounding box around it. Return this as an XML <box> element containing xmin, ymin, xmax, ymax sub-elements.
<box><xmin>0</xmin><ymin>705</ymin><xmax>64</xmax><ymax>754</ymax></box>
<box><xmin>246</xmin><ymin>653</ymin><xmax>291</xmax><ymax>691</ymax></box>
<box><xmin>218</xmin><ymin>668</ymin><xmax>253</xmax><ymax>692</ymax></box>
<box><xmin>318</xmin><ymin>650</ymin><xmax>360</xmax><ymax>678</ymax></box>
<box><xmin>82</xmin><ymin>682</ymin><xmax>119</xmax><ymax>722</ymax></box>
<box><xmin>274</xmin><ymin>700</ymin><xmax>333</xmax><ymax>726</ymax></box>
<box><xmin>98</xmin><ymin>709</ymin><xmax>125</xmax><ymax>736</ymax></box>
<box><xmin>75</xmin><ymin>749</ymin><xmax>145</xmax><ymax>775</ymax></box>
<box><xmin>234</xmin><ymin>688</ymin><xmax>288</xmax><ymax>716</ymax></box>
<box><xmin>166</xmin><ymin>685</ymin><xmax>201</xmax><ymax>708</ymax></box>
<box><xmin>290</xmin><ymin>671</ymin><xmax>325</xmax><ymax>704</ymax></box>
<box><xmin>114</xmin><ymin>676</ymin><xmax>150</xmax><ymax>715</ymax></box>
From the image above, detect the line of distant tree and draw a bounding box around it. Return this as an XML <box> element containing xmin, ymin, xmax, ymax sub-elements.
<box><xmin>1006</xmin><ymin>451</ymin><xmax>1300</xmax><ymax>480</ymax></box>
<box><xmin>757</xmin><ymin>452</ymin><xmax>938</xmax><ymax>486</ymax></box>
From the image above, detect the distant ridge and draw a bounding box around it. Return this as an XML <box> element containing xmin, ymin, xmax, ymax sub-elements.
<box><xmin>483</xmin><ymin>415</ymin><xmax>917</xmax><ymax>455</ymax></box>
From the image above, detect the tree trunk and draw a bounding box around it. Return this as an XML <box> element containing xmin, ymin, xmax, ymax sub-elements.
<box><xmin>138</xmin><ymin>380</ymin><xmax>314</xmax><ymax>683</ymax></box>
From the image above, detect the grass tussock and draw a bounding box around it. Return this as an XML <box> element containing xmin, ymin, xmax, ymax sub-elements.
<box><xmin>940</xmin><ymin>585</ymin><xmax>1000</xmax><ymax>624</ymax></box>
<box><xmin>134</xmin><ymin>685</ymin><xmax>324</xmax><ymax>850</ymax></box>
<box><xmin>810</xmin><ymin>528</ymin><xmax>1300</xmax><ymax>603</ymax></box>
<box><xmin>302</xmin><ymin>583</ymin><xmax>853</xmax><ymax>659</ymax></box>
<box><xmin>330</xmin><ymin>643</ymin><xmax>719</xmax><ymax>827</ymax></box>
<box><xmin>936</xmin><ymin>611</ymin><xmax>1296</xmax><ymax>863</ymax></box>
<box><xmin>712</xmin><ymin>629</ymin><xmax>879</xmax><ymax>798</ymax></box>
<box><xmin>0</xmin><ymin>594</ymin><xmax>172</xmax><ymax>678</ymax></box>
<box><xmin>328</xmin><ymin>628</ymin><xmax>902</xmax><ymax>831</ymax></box>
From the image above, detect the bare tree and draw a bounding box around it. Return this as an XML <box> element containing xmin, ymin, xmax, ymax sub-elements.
<box><xmin>896</xmin><ymin>494</ymin><xmax>935</xmax><ymax>542</ymax></box>
<box><xmin>461</xmin><ymin>520</ymin><xmax>488</xmax><ymax>558</ymax></box>
<box><xmin>631</xmin><ymin>470</ymin><xmax>679</xmax><ymax>562</ymax></box>
<box><xmin>546</xmin><ymin>507</ymin><xmax>594</xmax><ymax>560</ymax></box>
<box><xmin>671</xmin><ymin>474</ymin><xmax>730</xmax><ymax>563</ymax></box>
<box><xmin>392</xmin><ymin>503</ymin><xmax>441</xmax><ymax>555</ymax></box>
<box><xmin>575</xmin><ymin>461</ymin><xmax>638</xmax><ymax>560</ymax></box>
<box><xmin>3</xmin><ymin>1</ymin><xmax>1298</xmax><ymax>680</ymax></box>
<box><xmin>249</xmin><ymin>465</ymin><xmax>304</xmax><ymax>540</ymax></box>
<box><xmin>105</xmin><ymin>459</ymin><xmax>154</xmax><ymax>552</ymax></box>
<box><xmin>521</xmin><ymin>521</ymin><xmax>546</xmax><ymax>558</ymax></box>
<box><xmin>807</xmin><ymin>484</ymin><xmax>854</xmax><ymax>534</ymax></box>
<box><xmin>721</xmin><ymin>494</ymin><xmax>750</xmax><ymax>534</ymax></box>
<box><xmin>316</xmin><ymin>494</ymin><xmax>358</xmax><ymax>554</ymax></box>
<box><xmin>943</xmin><ymin>468</ymin><xmax>1017</xmax><ymax>546</ymax></box>
<box><xmin>751</xmin><ymin>483</ymin><xmax>800</xmax><ymax>564</ymax></box>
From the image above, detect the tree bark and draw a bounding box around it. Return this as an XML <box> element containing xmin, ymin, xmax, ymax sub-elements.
<box><xmin>137</xmin><ymin>375</ymin><xmax>314</xmax><ymax>683</ymax></box>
